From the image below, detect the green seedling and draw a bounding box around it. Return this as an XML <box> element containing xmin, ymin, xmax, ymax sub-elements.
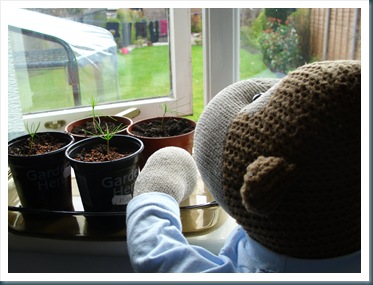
<box><xmin>89</xmin><ymin>96</ymin><xmax>99</xmax><ymax>125</ymax></box>
<box><xmin>93</xmin><ymin>122</ymin><xmax>123</xmax><ymax>155</ymax></box>
<box><xmin>160</xmin><ymin>102</ymin><xmax>170</xmax><ymax>129</ymax></box>
<box><xmin>160</xmin><ymin>101</ymin><xmax>187</xmax><ymax>130</ymax></box>
<box><xmin>24</xmin><ymin>122</ymin><xmax>41</xmax><ymax>152</ymax></box>
<box><xmin>85</xmin><ymin>96</ymin><xmax>118</xmax><ymax>130</ymax></box>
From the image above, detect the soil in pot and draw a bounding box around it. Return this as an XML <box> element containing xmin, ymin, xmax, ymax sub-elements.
<box><xmin>127</xmin><ymin>117</ymin><xmax>196</xmax><ymax>169</ymax></box>
<box><xmin>8</xmin><ymin>133</ymin><xmax>68</xmax><ymax>156</ymax></box>
<box><xmin>70</xmin><ymin>119</ymin><xmax>123</xmax><ymax>137</ymax></box>
<box><xmin>130</xmin><ymin>117</ymin><xmax>195</xmax><ymax>137</ymax></box>
<box><xmin>66</xmin><ymin>135</ymin><xmax>143</xmax><ymax>231</ymax></box>
<box><xmin>69</xmin><ymin>142</ymin><xmax>135</xmax><ymax>231</ymax></box>
<box><xmin>72</xmin><ymin>143</ymin><xmax>135</xmax><ymax>162</ymax></box>
<box><xmin>66</xmin><ymin>116</ymin><xmax>132</xmax><ymax>141</ymax></box>
<box><xmin>8</xmin><ymin>132</ymin><xmax>74</xmax><ymax>212</ymax></box>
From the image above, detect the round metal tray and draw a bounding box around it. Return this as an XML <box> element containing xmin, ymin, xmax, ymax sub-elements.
<box><xmin>8</xmin><ymin>170</ymin><xmax>227</xmax><ymax>240</ymax></box>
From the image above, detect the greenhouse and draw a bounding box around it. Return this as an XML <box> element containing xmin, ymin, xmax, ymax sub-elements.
<box><xmin>8</xmin><ymin>8</ymin><xmax>119</xmax><ymax>111</ymax></box>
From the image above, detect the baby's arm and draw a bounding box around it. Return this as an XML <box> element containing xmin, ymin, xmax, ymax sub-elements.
<box><xmin>126</xmin><ymin>147</ymin><xmax>233</xmax><ymax>272</ymax></box>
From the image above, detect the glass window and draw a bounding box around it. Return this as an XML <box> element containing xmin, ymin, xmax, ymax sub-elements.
<box><xmin>239</xmin><ymin>8</ymin><xmax>361</xmax><ymax>80</ymax></box>
<box><xmin>5</xmin><ymin>6</ymin><xmax>365</xmax><ymax>131</ymax></box>
<box><xmin>5</xmin><ymin>7</ymin><xmax>192</xmax><ymax>133</ymax></box>
<box><xmin>204</xmin><ymin>7</ymin><xmax>363</xmax><ymax>106</ymax></box>
<box><xmin>9</xmin><ymin>18</ymin><xmax>120</xmax><ymax>113</ymax></box>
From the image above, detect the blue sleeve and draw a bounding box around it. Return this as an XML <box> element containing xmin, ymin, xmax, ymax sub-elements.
<box><xmin>126</xmin><ymin>192</ymin><xmax>235</xmax><ymax>272</ymax></box>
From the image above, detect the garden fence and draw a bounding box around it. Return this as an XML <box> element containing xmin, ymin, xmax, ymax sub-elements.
<box><xmin>310</xmin><ymin>8</ymin><xmax>361</xmax><ymax>61</ymax></box>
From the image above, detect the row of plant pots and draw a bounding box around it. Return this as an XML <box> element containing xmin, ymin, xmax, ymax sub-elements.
<box><xmin>8</xmin><ymin>115</ymin><xmax>195</xmax><ymax>229</ymax></box>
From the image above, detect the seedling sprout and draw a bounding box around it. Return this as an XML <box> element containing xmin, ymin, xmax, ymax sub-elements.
<box><xmin>24</xmin><ymin>122</ymin><xmax>40</xmax><ymax>152</ymax></box>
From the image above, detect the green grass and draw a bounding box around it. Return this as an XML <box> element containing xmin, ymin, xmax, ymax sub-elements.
<box><xmin>18</xmin><ymin>44</ymin><xmax>275</xmax><ymax>121</ymax></box>
<box><xmin>117</xmin><ymin>45</ymin><xmax>170</xmax><ymax>100</ymax></box>
<box><xmin>188</xmin><ymin>46</ymin><xmax>205</xmax><ymax>122</ymax></box>
<box><xmin>240</xmin><ymin>48</ymin><xmax>272</xmax><ymax>79</ymax></box>
<box><xmin>17</xmin><ymin>69</ymin><xmax>73</xmax><ymax>113</ymax></box>
<box><xmin>187</xmin><ymin>46</ymin><xmax>276</xmax><ymax>121</ymax></box>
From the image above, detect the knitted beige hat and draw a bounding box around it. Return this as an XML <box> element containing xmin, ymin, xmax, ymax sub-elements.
<box><xmin>195</xmin><ymin>60</ymin><xmax>361</xmax><ymax>259</ymax></box>
<box><xmin>194</xmin><ymin>78</ymin><xmax>280</xmax><ymax>216</ymax></box>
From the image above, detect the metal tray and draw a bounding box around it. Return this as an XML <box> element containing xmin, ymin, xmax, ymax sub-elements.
<box><xmin>8</xmin><ymin>170</ymin><xmax>227</xmax><ymax>241</ymax></box>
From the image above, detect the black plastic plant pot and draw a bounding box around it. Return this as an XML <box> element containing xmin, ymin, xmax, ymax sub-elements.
<box><xmin>65</xmin><ymin>135</ymin><xmax>144</xmax><ymax>230</ymax></box>
<box><xmin>8</xmin><ymin>132</ymin><xmax>75</xmax><ymax>211</ymax></box>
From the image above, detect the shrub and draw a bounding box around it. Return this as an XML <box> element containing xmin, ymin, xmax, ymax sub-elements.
<box><xmin>264</xmin><ymin>8</ymin><xmax>295</xmax><ymax>25</ymax></box>
<box><xmin>243</xmin><ymin>10</ymin><xmax>269</xmax><ymax>50</ymax></box>
<box><xmin>260</xmin><ymin>17</ymin><xmax>303</xmax><ymax>74</ymax></box>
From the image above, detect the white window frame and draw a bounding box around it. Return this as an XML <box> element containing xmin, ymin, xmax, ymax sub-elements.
<box><xmin>203</xmin><ymin>8</ymin><xmax>240</xmax><ymax>105</ymax></box>
<box><xmin>7</xmin><ymin>8</ymin><xmax>192</xmax><ymax>132</ymax></box>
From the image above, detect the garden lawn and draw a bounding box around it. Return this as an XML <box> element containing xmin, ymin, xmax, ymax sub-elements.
<box><xmin>118</xmin><ymin>45</ymin><xmax>275</xmax><ymax>122</ymax></box>
<box><xmin>117</xmin><ymin>45</ymin><xmax>170</xmax><ymax>100</ymax></box>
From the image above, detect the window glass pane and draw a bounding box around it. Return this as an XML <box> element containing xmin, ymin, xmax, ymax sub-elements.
<box><xmin>114</xmin><ymin>8</ymin><xmax>171</xmax><ymax>101</ymax></box>
<box><xmin>9</xmin><ymin>29</ymin><xmax>76</xmax><ymax>114</ymax></box>
<box><xmin>239</xmin><ymin>8</ymin><xmax>361</xmax><ymax>79</ymax></box>
<box><xmin>189</xmin><ymin>9</ymin><xmax>203</xmax><ymax>122</ymax></box>
<box><xmin>9</xmin><ymin>8</ymin><xmax>171</xmax><ymax>115</ymax></box>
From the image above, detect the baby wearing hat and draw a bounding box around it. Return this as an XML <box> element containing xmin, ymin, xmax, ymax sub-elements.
<box><xmin>126</xmin><ymin>60</ymin><xmax>361</xmax><ymax>272</ymax></box>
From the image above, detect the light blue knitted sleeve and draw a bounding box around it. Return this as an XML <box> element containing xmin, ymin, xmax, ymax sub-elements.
<box><xmin>126</xmin><ymin>192</ymin><xmax>237</xmax><ymax>273</ymax></box>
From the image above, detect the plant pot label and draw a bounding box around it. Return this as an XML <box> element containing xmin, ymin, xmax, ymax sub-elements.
<box><xmin>75</xmin><ymin>167</ymin><xmax>139</xmax><ymax>210</ymax></box>
<box><xmin>112</xmin><ymin>194</ymin><xmax>133</xmax><ymax>205</ymax></box>
<box><xmin>26</xmin><ymin>164</ymin><xmax>70</xmax><ymax>191</ymax></box>
<box><xmin>102</xmin><ymin>168</ymin><xmax>138</xmax><ymax>205</ymax></box>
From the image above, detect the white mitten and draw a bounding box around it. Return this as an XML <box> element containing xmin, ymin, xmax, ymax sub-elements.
<box><xmin>133</xmin><ymin>147</ymin><xmax>198</xmax><ymax>203</ymax></box>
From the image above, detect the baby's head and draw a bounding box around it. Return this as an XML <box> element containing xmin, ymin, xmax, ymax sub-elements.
<box><xmin>194</xmin><ymin>60</ymin><xmax>361</xmax><ymax>258</ymax></box>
